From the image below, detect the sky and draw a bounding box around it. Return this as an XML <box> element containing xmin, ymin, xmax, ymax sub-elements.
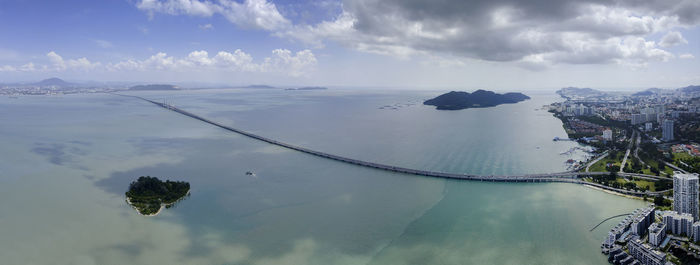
<box><xmin>0</xmin><ymin>0</ymin><xmax>699</xmax><ymax>90</ymax></box>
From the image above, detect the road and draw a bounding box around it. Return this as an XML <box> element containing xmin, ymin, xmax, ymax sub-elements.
<box><xmin>586</xmin><ymin>151</ymin><xmax>609</xmax><ymax>172</ymax></box>
<box><xmin>620</xmin><ymin>131</ymin><xmax>636</xmax><ymax>173</ymax></box>
<box><xmin>665</xmin><ymin>161</ymin><xmax>688</xmax><ymax>174</ymax></box>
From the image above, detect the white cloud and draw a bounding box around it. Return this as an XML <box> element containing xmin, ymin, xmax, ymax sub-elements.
<box><xmin>137</xmin><ymin>0</ymin><xmax>289</xmax><ymax>30</ymax></box>
<box><xmin>47</xmin><ymin>51</ymin><xmax>66</xmax><ymax>70</ymax></box>
<box><xmin>46</xmin><ymin>51</ymin><xmax>100</xmax><ymax>71</ymax></box>
<box><xmin>101</xmin><ymin>0</ymin><xmax>700</xmax><ymax>71</ymax></box>
<box><xmin>510</xmin><ymin>36</ymin><xmax>674</xmax><ymax>69</ymax></box>
<box><xmin>0</xmin><ymin>65</ymin><xmax>16</xmax><ymax>72</ymax></box>
<box><xmin>199</xmin><ymin>23</ymin><xmax>214</xmax><ymax>30</ymax></box>
<box><xmin>137</xmin><ymin>0</ymin><xmax>216</xmax><ymax>17</ymax></box>
<box><xmin>0</xmin><ymin>50</ymin><xmax>316</xmax><ymax>77</ymax></box>
<box><xmin>679</xmin><ymin>53</ymin><xmax>695</xmax><ymax>59</ymax></box>
<box><xmin>218</xmin><ymin>0</ymin><xmax>289</xmax><ymax>30</ymax></box>
<box><xmin>261</xmin><ymin>49</ymin><xmax>317</xmax><ymax>76</ymax></box>
<box><xmin>186</xmin><ymin>50</ymin><xmax>214</xmax><ymax>66</ymax></box>
<box><xmin>20</xmin><ymin>63</ymin><xmax>36</xmax><ymax>72</ymax></box>
<box><xmin>659</xmin><ymin>31</ymin><xmax>688</xmax><ymax>47</ymax></box>
<box><xmin>211</xmin><ymin>50</ymin><xmax>258</xmax><ymax>71</ymax></box>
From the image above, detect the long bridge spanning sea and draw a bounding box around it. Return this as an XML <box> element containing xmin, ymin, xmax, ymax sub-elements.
<box><xmin>115</xmin><ymin>93</ymin><xmax>670</xmax><ymax>197</ymax></box>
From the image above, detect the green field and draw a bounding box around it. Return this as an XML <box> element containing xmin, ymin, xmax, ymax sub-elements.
<box><xmin>616</xmin><ymin>178</ymin><xmax>656</xmax><ymax>191</ymax></box>
<box><xmin>588</xmin><ymin>151</ymin><xmax>625</xmax><ymax>172</ymax></box>
<box><xmin>584</xmin><ymin>175</ymin><xmax>659</xmax><ymax>192</ymax></box>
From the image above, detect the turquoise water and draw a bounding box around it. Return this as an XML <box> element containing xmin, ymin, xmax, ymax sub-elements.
<box><xmin>0</xmin><ymin>89</ymin><xmax>644</xmax><ymax>264</ymax></box>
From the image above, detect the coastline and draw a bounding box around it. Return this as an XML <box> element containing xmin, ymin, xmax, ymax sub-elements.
<box><xmin>125</xmin><ymin>190</ymin><xmax>190</xmax><ymax>217</ymax></box>
<box><xmin>582</xmin><ymin>184</ymin><xmax>645</xmax><ymax>201</ymax></box>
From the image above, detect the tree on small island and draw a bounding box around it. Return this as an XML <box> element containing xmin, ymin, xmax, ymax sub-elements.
<box><xmin>423</xmin><ymin>90</ymin><xmax>530</xmax><ymax>110</ymax></box>
<box><xmin>125</xmin><ymin>176</ymin><xmax>190</xmax><ymax>216</ymax></box>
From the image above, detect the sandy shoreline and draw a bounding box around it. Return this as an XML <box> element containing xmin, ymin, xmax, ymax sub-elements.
<box><xmin>583</xmin><ymin>184</ymin><xmax>646</xmax><ymax>201</ymax></box>
<box><xmin>125</xmin><ymin>190</ymin><xmax>190</xmax><ymax>217</ymax></box>
<box><xmin>125</xmin><ymin>197</ymin><xmax>164</xmax><ymax>217</ymax></box>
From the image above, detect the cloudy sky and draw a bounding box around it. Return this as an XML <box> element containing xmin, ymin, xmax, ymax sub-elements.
<box><xmin>0</xmin><ymin>0</ymin><xmax>699</xmax><ymax>90</ymax></box>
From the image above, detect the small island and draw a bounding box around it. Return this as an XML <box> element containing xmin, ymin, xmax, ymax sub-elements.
<box><xmin>242</xmin><ymin>84</ymin><xmax>276</xmax><ymax>89</ymax></box>
<box><xmin>125</xmin><ymin>176</ymin><xmax>190</xmax><ymax>216</ymax></box>
<box><xmin>423</xmin><ymin>90</ymin><xmax>530</xmax><ymax>110</ymax></box>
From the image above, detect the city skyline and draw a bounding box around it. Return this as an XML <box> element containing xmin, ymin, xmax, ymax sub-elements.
<box><xmin>0</xmin><ymin>0</ymin><xmax>699</xmax><ymax>90</ymax></box>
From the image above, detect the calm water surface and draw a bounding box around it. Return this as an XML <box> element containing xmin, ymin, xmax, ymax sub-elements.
<box><xmin>0</xmin><ymin>89</ymin><xmax>645</xmax><ymax>265</ymax></box>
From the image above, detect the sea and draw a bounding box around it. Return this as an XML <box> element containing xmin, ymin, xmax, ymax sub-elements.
<box><xmin>0</xmin><ymin>88</ymin><xmax>646</xmax><ymax>265</ymax></box>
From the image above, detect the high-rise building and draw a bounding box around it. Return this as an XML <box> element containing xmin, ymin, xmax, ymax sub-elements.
<box><xmin>663</xmin><ymin>211</ymin><xmax>694</xmax><ymax>235</ymax></box>
<box><xmin>693</xmin><ymin>222</ymin><xmax>700</xmax><ymax>243</ymax></box>
<box><xmin>628</xmin><ymin>236</ymin><xmax>667</xmax><ymax>265</ymax></box>
<box><xmin>654</xmin><ymin>105</ymin><xmax>665</xmax><ymax>114</ymax></box>
<box><xmin>648</xmin><ymin>223</ymin><xmax>666</xmax><ymax>247</ymax></box>
<box><xmin>645</xmin><ymin>122</ymin><xmax>652</xmax><ymax>131</ymax></box>
<box><xmin>656</xmin><ymin>113</ymin><xmax>664</xmax><ymax>124</ymax></box>
<box><xmin>663</xmin><ymin>119</ymin><xmax>674</xmax><ymax>141</ymax></box>
<box><xmin>631</xmin><ymin>207</ymin><xmax>655</xmax><ymax>236</ymax></box>
<box><xmin>632</xmin><ymin>114</ymin><xmax>645</xmax><ymax>125</ymax></box>
<box><xmin>646</xmin><ymin>113</ymin><xmax>656</xmax><ymax>122</ymax></box>
<box><xmin>673</xmin><ymin>172</ymin><xmax>700</xmax><ymax>220</ymax></box>
<box><xmin>602</xmin><ymin>129</ymin><xmax>613</xmax><ymax>141</ymax></box>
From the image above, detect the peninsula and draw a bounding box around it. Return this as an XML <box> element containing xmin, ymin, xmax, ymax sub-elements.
<box><xmin>125</xmin><ymin>176</ymin><xmax>190</xmax><ymax>216</ymax></box>
<box><xmin>424</xmin><ymin>90</ymin><xmax>530</xmax><ymax>110</ymax></box>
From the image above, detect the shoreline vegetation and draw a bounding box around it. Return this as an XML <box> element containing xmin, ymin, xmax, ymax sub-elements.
<box><xmin>125</xmin><ymin>176</ymin><xmax>190</xmax><ymax>216</ymax></box>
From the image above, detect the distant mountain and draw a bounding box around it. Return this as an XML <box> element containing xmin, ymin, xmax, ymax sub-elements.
<box><xmin>424</xmin><ymin>90</ymin><xmax>530</xmax><ymax>110</ymax></box>
<box><xmin>284</xmin><ymin>86</ymin><xmax>328</xmax><ymax>90</ymax></box>
<box><xmin>243</xmin><ymin>85</ymin><xmax>276</xmax><ymax>89</ymax></box>
<box><xmin>632</xmin><ymin>88</ymin><xmax>666</xmax><ymax>97</ymax></box>
<box><xmin>129</xmin><ymin>84</ymin><xmax>178</xmax><ymax>91</ymax></box>
<box><xmin>556</xmin><ymin>87</ymin><xmax>606</xmax><ymax>99</ymax></box>
<box><xmin>679</xmin><ymin>85</ymin><xmax>700</xmax><ymax>93</ymax></box>
<box><xmin>34</xmin><ymin>77</ymin><xmax>73</xmax><ymax>87</ymax></box>
<box><xmin>632</xmin><ymin>90</ymin><xmax>655</xmax><ymax>97</ymax></box>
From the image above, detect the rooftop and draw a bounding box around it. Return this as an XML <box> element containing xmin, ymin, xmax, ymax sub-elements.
<box><xmin>673</xmin><ymin>171</ymin><xmax>699</xmax><ymax>180</ymax></box>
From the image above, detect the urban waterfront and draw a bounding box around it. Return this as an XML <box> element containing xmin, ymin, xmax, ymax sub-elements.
<box><xmin>0</xmin><ymin>89</ymin><xmax>647</xmax><ymax>264</ymax></box>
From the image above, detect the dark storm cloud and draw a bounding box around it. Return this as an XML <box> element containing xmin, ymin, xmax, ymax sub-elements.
<box><xmin>318</xmin><ymin>0</ymin><xmax>699</xmax><ymax>66</ymax></box>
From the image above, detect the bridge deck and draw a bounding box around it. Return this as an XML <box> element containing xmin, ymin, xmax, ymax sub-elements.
<box><xmin>113</xmin><ymin>93</ymin><xmax>669</xmax><ymax>197</ymax></box>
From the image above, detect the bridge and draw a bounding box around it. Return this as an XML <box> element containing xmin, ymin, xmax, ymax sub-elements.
<box><xmin>113</xmin><ymin>93</ymin><xmax>671</xmax><ymax>197</ymax></box>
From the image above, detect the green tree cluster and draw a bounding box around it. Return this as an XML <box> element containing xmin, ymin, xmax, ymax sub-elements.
<box><xmin>125</xmin><ymin>176</ymin><xmax>190</xmax><ymax>215</ymax></box>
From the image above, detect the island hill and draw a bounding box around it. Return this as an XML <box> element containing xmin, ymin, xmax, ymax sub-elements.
<box><xmin>424</xmin><ymin>90</ymin><xmax>530</xmax><ymax>110</ymax></box>
<box><xmin>125</xmin><ymin>176</ymin><xmax>190</xmax><ymax>216</ymax></box>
